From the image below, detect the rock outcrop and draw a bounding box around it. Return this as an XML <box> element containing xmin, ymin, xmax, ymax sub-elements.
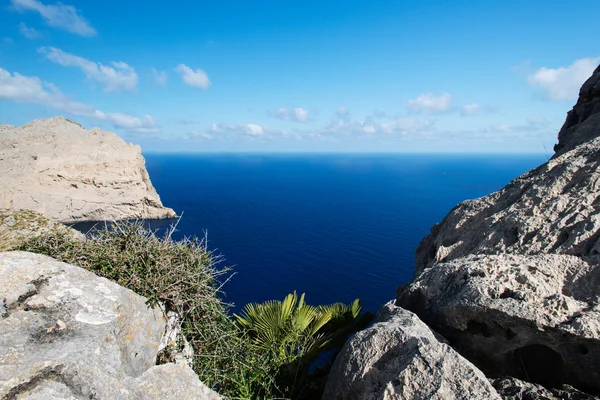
<box><xmin>398</xmin><ymin>254</ymin><xmax>600</xmax><ymax>392</ymax></box>
<box><xmin>0</xmin><ymin>117</ymin><xmax>176</xmax><ymax>223</ymax></box>
<box><xmin>323</xmin><ymin>302</ymin><xmax>501</xmax><ymax>400</ymax></box>
<box><xmin>413</xmin><ymin>133</ymin><xmax>600</xmax><ymax>278</ymax></box>
<box><xmin>395</xmin><ymin>65</ymin><xmax>600</xmax><ymax>396</ymax></box>
<box><xmin>554</xmin><ymin>65</ymin><xmax>600</xmax><ymax>156</ymax></box>
<box><xmin>0</xmin><ymin>251</ymin><xmax>220</xmax><ymax>399</ymax></box>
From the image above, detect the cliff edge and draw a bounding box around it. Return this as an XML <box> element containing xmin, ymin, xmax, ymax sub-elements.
<box><xmin>326</xmin><ymin>65</ymin><xmax>600</xmax><ymax>399</ymax></box>
<box><xmin>0</xmin><ymin>117</ymin><xmax>176</xmax><ymax>223</ymax></box>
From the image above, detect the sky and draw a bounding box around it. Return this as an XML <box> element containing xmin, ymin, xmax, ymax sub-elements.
<box><xmin>0</xmin><ymin>0</ymin><xmax>599</xmax><ymax>153</ymax></box>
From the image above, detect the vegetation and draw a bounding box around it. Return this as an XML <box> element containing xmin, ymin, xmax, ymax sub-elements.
<box><xmin>16</xmin><ymin>220</ymin><xmax>372</xmax><ymax>399</ymax></box>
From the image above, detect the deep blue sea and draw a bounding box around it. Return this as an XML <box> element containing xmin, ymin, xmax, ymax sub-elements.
<box><xmin>86</xmin><ymin>154</ymin><xmax>547</xmax><ymax>313</ymax></box>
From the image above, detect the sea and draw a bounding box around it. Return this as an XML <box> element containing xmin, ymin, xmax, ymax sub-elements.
<box><xmin>77</xmin><ymin>153</ymin><xmax>547</xmax><ymax>314</ymax></box>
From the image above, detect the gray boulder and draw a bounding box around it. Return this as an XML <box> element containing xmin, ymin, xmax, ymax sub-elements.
<box><xmin>0</xmin><ymin>251</ymin><xmax>220</xmax><ymax>399</ymax></box>
<box><xmin>398</xmin><ymin>254</ymin><xmax>600</xmax><ymax>392</ymax></box>
<box><xmin>322</xmin><ymin>302</ymin><xmax>501</xmax><ymax>400</ymax></box>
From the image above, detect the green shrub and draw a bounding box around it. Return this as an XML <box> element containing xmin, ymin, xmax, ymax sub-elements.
<box><xmin>17</xmin><ymin>221</ymin><xmax>372</xmax><ymax>399</ymax></box>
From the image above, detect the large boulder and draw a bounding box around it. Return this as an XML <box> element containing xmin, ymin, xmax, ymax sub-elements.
<box><xmin>0</xmin><ymin>251</ymin><xmax>220</xmax><ymax>399</ymax></box>
<box><xmin>322</xmin><ymin>302</ymin><xmax>501</xmax><ymax>400</ymax></box>
<box><xmin>398</xmin><ymin>254</ymin><xmax>600</xmax><ymax>393</ymax></box>
<box><xmin>0</xmin><ymin>117</ymin><xmax>176</xmax><ymax>223</ymax></box>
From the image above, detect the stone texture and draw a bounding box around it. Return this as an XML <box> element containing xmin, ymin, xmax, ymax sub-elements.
<box><xmin>491</xmin><ymin>376</ymin><xmax>598</xmax><ymax>400</ymax></box>
<box><xmin>322</xmin><ymin>301</ymin><xmax>501</xmax><ymax>400</ymax></box>
<box><xmin>398</xmin><ymin>254</ymin><xmax>600</xmax><ymax>393</ymax></box>
<box><xmin>414</xmin><ymin>134</ymin><xmax>600</xmax><ymax>278</ymax></box>
<box><xmin>0</xmin><ymin>117</ymin><xmax>176</xmax><ymax>223</ymax></box>
<box><xmin>0</xmin><ymin>251</ymin><xmax>220</xmax><ymax>399</ymax></box>
<box><xmin>0</xmin><ymin>209</ymin><xmax>84</xmax><ymax>251</ymax></box>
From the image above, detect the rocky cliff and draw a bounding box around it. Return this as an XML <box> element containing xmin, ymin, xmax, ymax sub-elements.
<box><xmin>325</xmin><ymin>66</ymin><xmax>600</xmax><ymax>399</ymax></box>
<box><xmin>0</xmin><ymin>117</ymin><xmax>176</xmax><ymax>223</ymax></box>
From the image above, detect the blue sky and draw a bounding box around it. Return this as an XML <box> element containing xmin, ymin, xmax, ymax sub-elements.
<box><xmin>0</xmin><ymin>0</ymin><xmax>599</xmax><ymax>153</ymax></box>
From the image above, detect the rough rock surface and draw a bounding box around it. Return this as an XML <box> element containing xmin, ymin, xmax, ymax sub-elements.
<box><xmin>0</xmin><ymin>117</ymin><xmax>176</xmax><ymax>223</ymax></box>
<box><xmin>0</xmin><ymin>251</ymin><xmax>220</xmax><ymax>399</ymax></box>
<box><xmin>398</xmin><ymin>254</ymin><xmax>600</xmax><ymax>392</ymax></box>
<box><xmin>322</xmin><ymin>302</ymin><xmax>501</xmax><ymax>400</ymax></box>
<box><xmin>414</xmin><ymin>134</ymin><xmax>600</xmax><ymax>278</ymax></box>
<box><xmin>396</xmin><ymin>65</ymin><xmax>600</xmax><ymax>395</ymax></box>
<box><xmin>0</xmin><ymin>209</ymin><xmax>84</xmax><ymax>251</ymax></box>
<box><xmin>491</xmin><ymin>376</ymin><xmax>599</xmax><ymax>400</ymax></box>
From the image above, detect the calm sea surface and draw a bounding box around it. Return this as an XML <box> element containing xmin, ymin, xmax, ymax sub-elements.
<box><xmin>81</xmin><ymin>153</ymin><xmax>546</xmax><ymax>313</ymax></box>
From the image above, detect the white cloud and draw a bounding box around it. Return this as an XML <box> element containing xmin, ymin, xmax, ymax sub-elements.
<box><xmin>336</xmin><ymin>106</ymin><xmax>349</xmax><ymax>117</ymax></box>
<box><xmin>174</xmin><ymin>64</ymin><xmax>211</xmax><ymax>89</ymax></box>
<box><xmin>151</xmin><ymin>68</ymin><xmax>167</xmax><ymax>86</ymax></box>
<box><xmin>183</xmin><ymin>131</ymin><xmax>213</xmax><ymax>141</ymax></box>
<box><xmin>38</xmin><ymin>47</ymin><xmax>138</xmax><ymax>92</ymax></box>
<box><xmin>528</xmin><ymin>57</ymin><xmax>600</xmax><ymax>101</ymax></box>
<box><xmin>10</xmin><ymin>0</ymin><xmax>95</xmax><ymax>37</ymax></box>
<box><xmin>0</xmin><ymin>67</ymin><xmax>157</xmax><ymax>133</ymax></box>
<box><xmin>268</xmin><ymin>107</ymin><xmax>309</xmax><ymax>122</ymax></box>
<box><xmin>18</xmin><ymin>22</ymin><xmax>41</xmax><ymax>39</ymax></box>
<box><xmin>406</xmin><ymin>92</ymin><xmax>452</xmax><ymax>113</ymax></box>
<box><xmin>243</xmin><ymin>124</ymin><xmax>264</xmax><ymax>136</ymax></box>
<box><xmin>483</xmin><ymin>117</ymin><xmax>553</xmax><ymax>136</ymax></box>
<box><xmin>461</xmin><ymin>103</ymin><xmax>479</xmax><ymax>116</ymax></box>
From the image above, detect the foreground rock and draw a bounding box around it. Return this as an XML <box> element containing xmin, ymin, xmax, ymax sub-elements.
<box><xmin>0</xmin><ymin>209</ymin><xmax>84</xmax><ymax>251</ymax></box>
<box><xmin>0</xmin><ymin>251</ymin><xmax>220</xmax><ymax>399</ymax></box>
<box><xmin>398</xmin><ymin>254</ymin><xmax>600</xmax><ymax>393</ymax></box>
<box><xmin>0</xmin><ymin>117</ymin><xmax>176</xmax><ymax>223</ymax></box>
<box><xmin>322</xmin><ymin>302</ymin><xmax>501</xmax><ymax>400</ymax></box>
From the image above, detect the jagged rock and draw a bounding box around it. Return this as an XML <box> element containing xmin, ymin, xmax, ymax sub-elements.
<box><xmin>0</xmin><ymin>117</ymin><xmax>176</xmax><ymax>223</ymax></box>
<box><xmin>322</xmin><ymin>302</ymin><xmax>501</xmax><ymax>400</ymax></box>
<box><xmin>414</xmin><ymin>134</ymin><xmax>600</xmax><ymax>279</ymax></box>
<box><xmin>0</xmin><ymin>209</ymin><xmax>84</xmax><ymax>251</ymax></box>
<box><xmin>491</xmin><ymin>376</ymin><xmax>598</xmax><ymax>400</ymax></box>
<box><xmin>398</xmin><ymin>254</ymin><xmax>600</xmax><ymax>393</ymax></box>
<box><xmin>554</xmin><ymin>65</ymin><xmax>600</xmax><ymax>156</ymax></box>
<box><xmin>0</xmin><ymin>251</ymin><xmax>220</xmax><ymax>399</ymax></box>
